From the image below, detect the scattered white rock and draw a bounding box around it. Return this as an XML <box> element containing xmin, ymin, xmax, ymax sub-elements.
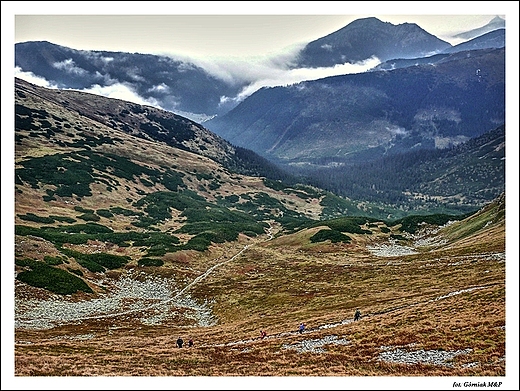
<box><xmin>281</xmin><ymin>335</ymin><xmax>350</xmax><ymax>353</ymax></box>
<box><xmin>366</xmin><ymin>244</ymin><xmax>418</xmax><ymax>257</ymax></box>
<box><xmin>377</xmin><ymin>347</ymin><xmax>472</xmax><ymax>367</ymax></box>
<box><xmin>15</xmin><ymin>272</ymin><xmax>216</xmax><ymax>329</ymax></box>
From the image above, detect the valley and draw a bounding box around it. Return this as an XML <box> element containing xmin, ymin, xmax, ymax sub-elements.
<box><xmin>10</xmin><ymin>13</ymin><xmax>513</xmax><ymax>385</ymax></box>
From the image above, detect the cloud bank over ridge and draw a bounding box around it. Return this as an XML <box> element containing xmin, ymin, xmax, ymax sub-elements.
<box><xmin>15</xmin><ymin>45</ymin><xmax>382</xmax><ymax>120</ymax></box>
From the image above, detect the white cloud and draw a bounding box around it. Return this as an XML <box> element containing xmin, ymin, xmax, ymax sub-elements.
<box><xmin>53</xmin><ymin>59</ymin><xmax>88</xmax><ymax>76</ymax></box>
<box><xmin>160</xmin><ymin>43</ymin><xmax>381</xmax><ymax>108</ymax></box>
<box><xmin>14</xmin><ymin>67</ymin><xmax>58</xmax><ymax>88</ymax></box>
<box><xmin>94</xmin><ymin>71</ymin><xmax>116</xmax><ymax>84</ymax></box>
<box><xmin>125</xmin><ymin>68</ymin><xmax>145</xmax><ymax>82</ymax></box>
<box><xmin>321</xmin><ymin>44</ymin><xmax>333</xmax><ymax>52</ymax></box>
<box><xmin>147</xmin><ymin>83</ymin><xmax>170</xmax><ymax>94</ymax></box>
<box><xmin>15</xmin><ymin>66</ymin><xmax>169</xmax><ymax>113</ymax></box>
<box><xmin>80</xmin><ymin>83</ymin><xmax>163</xmax><ymax>109</ymax></box>
<box><xmin>82</xmin><ymin>51</ymin><xmax>115</xmax><ymax>66</ymax></box>
<box><xmin>155</xmin><ymin>42</ymin><xmax>306</xmax><ymax>86</ymax></box>
<box><xmin>176</xmin><ymin>62</ymin><xmax>197</xmax><ymax>73</ymax></box>
<box><xmin>218</xmin><ymin>56</ymin><xmax>381</xmax><ymax>107</ymax></box>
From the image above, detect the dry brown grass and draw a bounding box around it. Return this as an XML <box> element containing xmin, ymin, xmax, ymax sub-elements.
<box><xmin>14</xmin><ymin>222</ymin><xmax>507</xmax><ymax>381</ymax></box>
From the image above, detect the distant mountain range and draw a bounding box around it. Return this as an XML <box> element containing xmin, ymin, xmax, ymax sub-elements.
<box><xmin>15</xmin><ymin>16</ymin><xmax>505</xmax><ymax>122</ymax></box>
<box><xmin>13</xmin><ymin>16</ymin><xmax>506</xmax><ymax>216</ymax></box>
<box><xmin>206</xmin><ymin>47</ymin><xmax>505</xmax><ymax>165</ymax></box>
<box><xmin>442</xmin><ymin>28</ymin><xmax>505</xmax><ymax>54</ymax></box>
<box><xmin>453</xmin><ymin>15</ymin><xmax>505</xmax><ymax>40</ymax></box>
<box><xmin>14</xmin><ymin>40</ymin><xmax>243</xmax><ymax>122</ymax></box>
<box><xmin>372</xmin><ymin>29</ymin><xmax>505</xmax><ymax>71</ymax></box>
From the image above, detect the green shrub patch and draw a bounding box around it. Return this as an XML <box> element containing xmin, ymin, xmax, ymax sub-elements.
<box><xmin>50</xmin><ymin>215</ymin><xmax>77</xmax><ymax>223</ymax></box>
<box><xmin>310</xmin><ymin>229</ymin><xmax>351</xmax><ymax>243</ymax></box>
<box><xmin>17</xmin><ymin>213</ymin><xmax>55</xmax><ymax>224</ymax></box>
<box><xmin>43</xmin><ymin>255</ymin><xmax>65</xmax><ymax>266</ymax></box>
<box><xmin>389</xmin><ymin>213</ymin><xmax>471</xmax><ymax>234</ymax></box>
<box><xmin>16</xmin><ymin>260</ymin><xmax>93</xmax><ymax>295</ymax></box>
<box><xmin>96</xmin><ymin>209</ymin><xmax>114</xmax><ymax>218</ymax></box>
<box><xmin>59</xmin><ymin>248</ymin><xmax>130</xmax><ymax>272</ymax></box>
<box><xmin>15</xmin><ymin>151</ymin><xmax>186</xmax><ymax>200</ymax></box>
<box><xmin>77</xmin><ymin>213</ymin><xmax>101</xmax><ymax>222</ymax></box>
<box><xmin>138</xmin><ymin>258</ymin><xmax>164</xmax><ymax>267</ymax></box>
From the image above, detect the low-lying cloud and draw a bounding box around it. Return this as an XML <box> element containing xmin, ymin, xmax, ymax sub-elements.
<box><xmin>15</xmin><ymin>46</ymin><xmax>381</xmax><ymax>120</ymax></box>
<box><xmin>14</xmin><ymin>69</ymin><xmax>163</xmax><ymax>111</ymax></box>
<box><xmin>82</xmin><ymin>83</ymin><xmax>164</xmax><ymax>109</ymax></box>
<box><xmin>15</xmin><ymin>67</ymin><xmax>58</xmax><ymax>88</ymax></box>
<box><xmin>53</xmin><ymin>59</ymin><xmax>88</xmax><ymax>76</ymax></box>
<box><xmin>218</xmin><ymin>56</ymin><xmax>381</xmax><ymax>107</ymax></box>
<box><xmin>176</xmin><ymin>45</ymin><xmax>381</xmax><ymax>109</ymax></box>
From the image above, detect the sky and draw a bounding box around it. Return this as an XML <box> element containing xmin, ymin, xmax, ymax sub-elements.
<box><xmin>7</xmin><ymin>3</ymin><xmax>514</xmax><ymax>57</ymax></box>
<box><xmin>2</xmin><ymin>2</ymin><xmax>520</xmax><ymax>390</ymax></box>
<box><xmin>11</xmin><ymin>13</ymin><xmax>503</xmax><ymax>57</ymax></box>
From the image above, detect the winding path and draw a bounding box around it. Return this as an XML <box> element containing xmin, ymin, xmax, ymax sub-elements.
<box><xmin>16</xmin><ymin>224</ymin><xmax>504</xmax><ymax>342</ymax></box>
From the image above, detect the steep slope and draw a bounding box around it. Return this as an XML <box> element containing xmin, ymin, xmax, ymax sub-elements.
<box><xmin>207</xmin><ymin>48</ymin><xmax>505</xmax><ymax>165</ymax></box>
<box><xmin>16</xmin><ymin>77</ymin><xmax>403</xmax><ymax>297</ymax></box>
<box><xmin>437</xmin><ymin>191</ymin><xmax>505</xmax><ymax>250</ymax></box>
<box><xmin>293</xmin><ymin>17</ymin><xmax>451</xmax><ymax>68</ymax></box>
<box><xmin>442</xmin><ymin>29</ymin><xmax>505</xmax><ymax>54</ymax></box>
<box><xmin>15</xmin><ymin>77</ymin><xmax>290</xmax><ymax>182</ymax></box>
<box><xmin>15</xmin><ymin>41</ymin><xmax>244</xmax><ymax>120</ymax></box>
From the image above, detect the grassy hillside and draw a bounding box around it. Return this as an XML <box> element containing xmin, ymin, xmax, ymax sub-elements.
<box><xmin>13</xmin><ymin>78</ymin><xmax>507</xmax><ymax>380</ymax></box>
<box><xmin>15</xmin><ymin>194</ymin><xmax>506</xmax><ymax>378</ymax></box>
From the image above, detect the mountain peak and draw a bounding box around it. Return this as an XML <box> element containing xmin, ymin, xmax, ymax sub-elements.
<box><xmin>294</xmin><ymin>17</ymin><xmax>451</xmax><ymax>68</ymax></box>
<box><xmin>453</xmin><ymin>15</ymin><xmax>505</xmax><ymax>40</ymax></box>
<box><xmin>489</xmin><ymin>15</ymin><xmax>505</xmax><ymax>25</ymax></box>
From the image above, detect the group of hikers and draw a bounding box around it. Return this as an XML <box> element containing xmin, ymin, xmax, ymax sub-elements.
<box><xmin>176</xmin><ymin>309</ymin><xmax>362</xmax><ymax>347</ymax></box>
<box><xmin>261</xmin><ymin>309</ymin><xmax>362</xmax><ymax>339</ymax></box>
<box><xmin>176</xmin><ymin>337</ymin><xmax>194</xmax><ymax>348</ymax></box>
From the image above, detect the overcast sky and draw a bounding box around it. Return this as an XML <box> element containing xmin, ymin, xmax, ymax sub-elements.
<box><xmin>9</xmin><ymin>4</ymin><xmax>512</xmax><ymax>58</ymax></box>
<box><xmin>11</xmin><ymin>13</ymin><xmax>503</xmax><ymax>56</ymax></box>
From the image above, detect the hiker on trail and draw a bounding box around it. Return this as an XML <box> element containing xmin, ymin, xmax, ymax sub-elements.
<box><xmin>188</xmin><ymin>338</ymin><xmax>194</xmax><ymax>347</ymax></box>
<box><xmin>260</xmin><ymin>330</ymin><xmax>267</xmax><ymax>339</ymax></box>
<box><xmin>177</xmin><ymin>337</ymin><xmax>184</xmax><ymax>348</ymax></box>
<box><xmin>354</xmin><ymin>309</ymin><xmax>361</xmax><ymax>321</ymax></box>
<box><xmin>298</xmin><ymin>322</ymin><xmax>306</xmax><ymax>334</ymax></box>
